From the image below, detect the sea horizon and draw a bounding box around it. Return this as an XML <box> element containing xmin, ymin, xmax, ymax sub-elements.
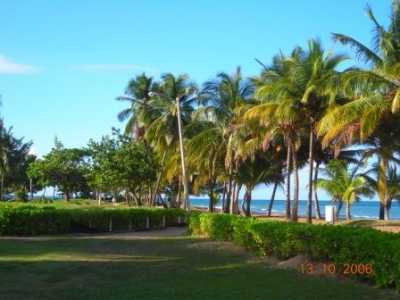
<box><xmin>190</xmin><ymin>198</ymin><xmax>400</xmax><ymax>220</ymax></box>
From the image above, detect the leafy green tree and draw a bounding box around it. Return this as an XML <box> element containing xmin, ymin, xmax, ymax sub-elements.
<box><xmin>87</xmin><ymin>135</ymin><xmax>120</xmax><ymax>204</ymax></box>
<box><xmin>28</xmin><ymin>141</ymin><xmax>89</xmax><ymax>201</ymax></box>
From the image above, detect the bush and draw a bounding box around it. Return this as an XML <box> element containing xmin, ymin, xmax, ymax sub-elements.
<box><xmin>0</xmin><ymin>204</ymin><xmax>186</xmax><ymax>235</ymax></box>
<box><xmin>188</xmin><ymin>212</ymin><xmax>400</xmax><ymax>290</ymax></box>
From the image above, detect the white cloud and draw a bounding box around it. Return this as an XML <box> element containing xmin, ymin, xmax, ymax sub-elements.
<box><xmin>74</xmin><ymin>64</ymin><xmax>158</xmax><ymax>73</ymax></box>
<box><xmin>0</xmin><ymin>54</ymin><xmax>38</xmax><ymax>74</ymax></box>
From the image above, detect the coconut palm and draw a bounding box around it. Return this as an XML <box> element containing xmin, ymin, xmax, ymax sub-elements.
<box><xmin>319</xmin><ymin>1</ymin><xmax>400</xmax><ymax>220</ymax></box>
<box><xmin>332</xmin><ymin>1</ymin><xmax>400</xmax><ymax>114</ymax></box>
<box><xmin>144</xmin><ymin>73</ymin><xmax>197</xmax><ymax>210</ymax></box>
<box><xmin>186</xmin><ymin>121</ymin><xmax>226</xmax><ymax>212</ymax></box>
<box><xmin>116</xmin><ymin>73</ymin><xmax>157</xmax><ymax>138</ymax></box>
<box><xmin>245</xmin><ymin>49</ymin><xmax>309</xmax><ymax>221</ymax></box>
<box><xmin>292</xmin><ymin>40</ymin><xmax>347</xmax><ymax>223</ymax></box>
<box><xmin>316</xmin><ymin>160</ymin><xmax>372</xmax><ymax>220</ymax></box>
<box><xmin>199</xmin><ymin>67</ymin><xmax>254</xmax><ymax>213</ymax></box>
<box><xmin>362</xmin><ymin>161</ymin><xmax>400</xmax><ymax>220</ymax></box>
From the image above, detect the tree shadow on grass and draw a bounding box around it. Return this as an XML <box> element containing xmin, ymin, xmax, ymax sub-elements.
<box><xmin>0</xmin><ymin>236</ymin><xmax>398</xmax><ymax>300</ymax></box>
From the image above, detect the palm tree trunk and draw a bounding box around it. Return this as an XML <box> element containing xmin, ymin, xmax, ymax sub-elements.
<box><xmin>176</xmin><ymin>96</ymin><xmax>190</xmax><ymax>211</ymax></box>
<box><xmin>244</xmin><ymin>187</ymin><xmax>252</xmax><ymax>217</ymax></box>
<box><xmin>230</xmin><ymin>182</ymin><xmax>237</xmax><ymax>213</ymax></box>
<box><xmin>151</xmin><ymin>150</ymin><xmax>167</xmax><ymax>206</ymax></box>
<box><xmin>313</xmin><ymin>162</ymin><xmax>322</xmax><ymax>219</ymax></box>
<box><xmin>234</xmin><ymin>184</ymin><xmax>241</xmax><ymax>214</ymax></box>
<box><xmin>377</xmin><ymin>157</ymin><xmax>388</xmax><ymax>220</ymax></box>
<box><xmin>291</xmin><ymin>144</ymin><xmax>299</xmax><ymax>222</ymax></box>
<box><xmin>225</xmin><ymin>175</ymin><xmax>233</xmax><ymax>213</ymax></box>
<box><xmin>208</xmin><ymin>186</ymin><xmax>214</xmax><ymax>213</ymax></box>
<box><xmin>307</xmin><ymin>129</ymin><xmax>314</xmax><ymax>224</ymax></box>
<box><xmin>346</xmin><ymin>201</ymin><xmax>351</xmax><ymax>220</ymax></box>
<box><xmin>176</xmin><ymin>177</ymin><xmax>182</xmax><ymax>208</ymax></box>
<box><xmin>267</xmin><ymin>182</ymin><xmax>278</xmax><ymax>217</ymax></box>
<box><xmin>336</xmin><ymin>200</ymin><xmax>343</xmax><ymax>219</ymax></box>
<box><xmin>384</xmin><ymin>204</ymin><xmax>390</xmax><ymax>220</ymax></box>
<box><xmin>222</xmin><ymin>181</ymin><xmax>226</xmax><ymax>211</ymax></box>
<box><xmin>285</xmin><ymin>142</ymin><xmax>292</xmax><ymax>220</ymax></box>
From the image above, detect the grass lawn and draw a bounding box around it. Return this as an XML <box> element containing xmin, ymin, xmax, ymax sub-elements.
<box><xmin>0</xmin><ymin>229</ymin><xmax>397</xmax><ymax>300</ymax></box>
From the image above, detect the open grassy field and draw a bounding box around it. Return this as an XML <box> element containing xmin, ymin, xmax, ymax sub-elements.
<box><xmin>0</xmin><ymin>228</ymin><xmax>397</xmax><ymax>300</ymax></box>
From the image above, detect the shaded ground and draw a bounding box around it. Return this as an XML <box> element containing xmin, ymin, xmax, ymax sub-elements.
<box><xmin>0</xmin><ymin>228</ymin><xmax>397</xmax><ymax>300</ymax></box>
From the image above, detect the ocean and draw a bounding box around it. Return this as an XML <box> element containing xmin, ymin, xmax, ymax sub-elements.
<box><xmin>190</xmin><ymin>198</ymin><xmax>400</xmax><ymax>220</ymax></box>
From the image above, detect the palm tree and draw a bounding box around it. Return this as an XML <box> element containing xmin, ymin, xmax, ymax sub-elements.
<box><xmin>116</xmin><ymin>73</ymin><xmax>157</xmax><ymax>138</ymax></box>
<box><xmin>186</xmin><ymin>121</ymin><xmax>226</xmax><ymax>212</ymax></box>
<box><xmin>245</xmin><ymin>50</ymin><xmax>309</xmax><ymax>221</ymax></box>
<box><xmin>293</xmin><ymin>40</ymin><xmax>347</xmax><ymax>223</ymax></box>
<box><xmin>144</xmin><ymin>73</ymin><xmax>197</xmax><ymax>210</ymax></box>
<box><xmin>319</xmin><ymin>1</ymin><xmax>400</xmax><ymax>220</ymax></box>
<box><xmin>362</xmin><ymin>163</ymin><xmax>400</xmax><ymax>220</ymax></box>
<box><xmin>199</xmin><ymin>67</ymin><xmax>254</xmax><ymax>213</ymax></box>
<box><xmin>332</xmin><ymin>1</ymin><xmax>400</xmax><ymax>114</ymax></box>
<box><xmin>316</xmin><ymin>160</ymin><xmax>372</xmax><ymax>220</ymax></box>
<box><xmin>320</xmin><ymin>111</ymin><xmax>400</xmax><ymax>220</ymax></box>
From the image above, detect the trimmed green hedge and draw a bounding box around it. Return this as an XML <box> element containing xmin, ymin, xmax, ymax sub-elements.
<box><xmin>0</xmin><ymin>205</ymin><xmax>186</xmax><ymax>235</ymax></box>
<box><xmin>188</xmin><ymin>212</ymin><xmax>400</xmax><ymax>290</ymax></box>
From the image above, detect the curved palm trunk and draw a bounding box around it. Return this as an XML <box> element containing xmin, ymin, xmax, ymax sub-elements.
<box><xmin>267</xmin><ymin>182</ymin><xmax>278</xmax><ymax>217</ymax></box>
<box><xmin>313</xmin><ymin>162</ymin><xmax>322</xmax><ymax>219</ymax></box>
<box><xmin>291</xmin><ymin>144</ymin><xmax>299</xmax><ymax>222</ymax></box>
<box><xmin>285</xmin><ymin>142</ymin><xmax>292</xmax><ymax>220</ymax></box>
<box><xmin>307</xmin><ymin>130</ymin><xmax>314</xmax><ymax>223</ymax></box>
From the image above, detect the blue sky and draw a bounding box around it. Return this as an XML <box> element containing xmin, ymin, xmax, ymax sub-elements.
<box><xmin>0</xmin><ymin>0</ymin><xmax>390</xmax><ymax>200</ymax></box>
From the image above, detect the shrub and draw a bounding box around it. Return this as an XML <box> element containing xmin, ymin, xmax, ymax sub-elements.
<box><xmin>188</xmin><ymin>212</ymin><xmax>400</xmax><ymax>291</ymax></box>
<box><xmin>0</xmin><ymin>204</ymin><xmax>186</xmax><ymax>235</ymax></box>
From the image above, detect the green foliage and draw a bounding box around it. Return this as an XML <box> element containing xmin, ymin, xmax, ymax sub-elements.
<box><xmin>189</xmin><ymin>212</ymin><xmax>400</xmax><ymax>290</ymax></box>
<box><xmin>87</xmin><ymin>133</ymin><xmax>158</xmax><ymax>204</ymax></box>
<box><xmin>0</xmin><ymin>204</ymin><xmax>186</xmax><ymax>235</ymax></box>
<box><xmin>27</xmin><ymin>141</ymin><xmax>89</xmax><ymax>200</ymax></box>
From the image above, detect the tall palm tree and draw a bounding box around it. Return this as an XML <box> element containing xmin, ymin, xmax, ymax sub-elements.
<box><xmin>319</xmin><ymin>1</ymin><xmax>400</xmax><ymax>220</ymax></box>
<box><xmin>245</xmin><ymin>50</ymin><xmax>308</xmax><ymax>221</ymax></box>
<box><xmin>293</xmin><ymin>40</ymin><xmax>347</xmax><ymax>223</ymax></box>
<box><xmin>144</xmin><ymin>73</ymin><xmax>197</xmax><ymax>210</ymax></box>
<box><xmin>199</xmin><ymin>67</ymin><xmax>254</xmax><ymax>213</ymax></box>
<box><xmin>186</xmin><ymin>121</ymin><xmax>226</xmax><ymax>212</ymax></box>
<box><xmin>316</xmin><ymin>160</ymin><xmax>372</xmax><ymax>220</ymax></box>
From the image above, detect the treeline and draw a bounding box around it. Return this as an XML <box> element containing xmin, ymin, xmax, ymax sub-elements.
<box><xmin>7</xmin><ymin>2</ymin><xmax>400</xmax><ymax>222</ymax></box>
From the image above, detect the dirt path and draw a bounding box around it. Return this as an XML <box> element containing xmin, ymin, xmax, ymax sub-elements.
<box><xmin>0</xmin><ymin>226</ymin><xmax>188</xmax><ymax>241</ymax></box>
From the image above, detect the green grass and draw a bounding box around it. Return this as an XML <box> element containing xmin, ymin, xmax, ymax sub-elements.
<box><xmin>0</xmin><ymin>232</ymin><xmax>397</xmax><ymax>300</ymax></box>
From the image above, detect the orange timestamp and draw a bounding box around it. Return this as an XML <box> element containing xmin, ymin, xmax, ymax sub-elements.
<box><xmin>300</xmin><ymin>262</ymin><xmax>373</xmax><ymax>275</ymax></box>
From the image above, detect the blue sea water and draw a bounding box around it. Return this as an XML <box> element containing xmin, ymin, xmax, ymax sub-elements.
<box><xmin>190</xmin><ymin>198</ymin><xmax>400</xmax><ymax>220</ymax></box>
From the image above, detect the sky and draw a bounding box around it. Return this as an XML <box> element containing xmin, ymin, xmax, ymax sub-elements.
<box><xmin>0</xmin><ymin>0</ymin><xmax>391</xmax><ymax>200</ymax></box>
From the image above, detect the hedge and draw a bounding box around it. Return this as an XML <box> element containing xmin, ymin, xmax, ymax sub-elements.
<box><xmin>0</xmin><ymin>205</ymin><xmax>186</xmax><ymax>235</ymax></box>
<box><xmin>188</xmin><ymin>212</ymin><xmax>400</xmax><ymax>290</ymax></box>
